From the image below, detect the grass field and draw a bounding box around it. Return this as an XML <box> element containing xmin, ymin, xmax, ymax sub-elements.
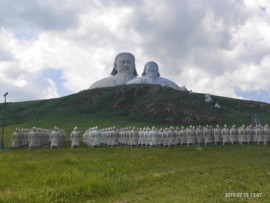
<box><xmin>1</xmin><ymin>85</ymin><xmax>270</xmax><ymax>202</ymax></box>
<box><xmin>0</xmin><ymin>144</ymin><xmax>269</xmax><ymax>203</ymax></box>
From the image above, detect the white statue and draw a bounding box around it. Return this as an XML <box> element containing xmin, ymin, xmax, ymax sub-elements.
<box><xmin>91</xmin><ymin>127</ymin><xmax>101</xmax><ymax>147</ymax></box>
<box><xmin>255</xmin><ymin>125</ymin><xmax>264</xmax><ymax>144</ymax></box>
<box><xmin>214</xmin><ymin>124</ymin><xmax>222</xmax><ymax>145</ymax></box>
<box><xmin>129</xmin><ymin>127</ymin><xmax>138</xmax><ymax>147</ymax></box>
<box><xmin>186</xmin><ymin>125</ymin><xmax>195</xmax><ymax>146</ymax></box>
<box><xmin>205</xmin><ymin>94</ymin><xmax>213</xmax><ymax>103</ymax></box>
<box><xmin>50</xmin><ymin>127</ymin><xmax>60</xmax><ymax>148</ymax></box>
<box><xmin>29</xmin><ymin>127</ymin><xmax>38</xmax><ymax>148</ymax></box>
<box><xmin>167</xmin><ymin>126</ymin><xmax>176</xmax><ymax>147</ymax></box>
<box><xmin>70</xmin><ymin>126</ymin><xmax>80</xmax><ymax>148</ymax></box>
<box><xmin>204</xmin><ymin>125</ymin><xmax>213</xmax><ymax>146</ymax></box>
<box><xmin>89</xmin><ymin>52</ymin><xmax>138</xmax><ymax>89</ymax></box>
<box><xmin>50</xmin><ymin>127</ymin><xmax>66</xmax><ymax>148</ymax></box>
<box><xmin>127</xmin><ymin>61</ymin><xmax>181</xmax><ymax>90</ymax></box>
<box><xmin>11</xmin><ymin>129</ymin><xmax>21</xmax><ymax>149</ymax></box>
<box><xmin>230</xmin><ymin>125</ymin><xmax>238</xmax><ymax>144</ymax></box>
<box><xmin>179</xmin><ymin>126</ymin><xmax>187</xmax><ymax>146</ymax></box>
<box><xmin>214</xmin><ymin>102</ymin><xmax>221</xmax><ymax>108</ymax></box>
<box><xmin>196</xmin><ymin>125</ymin><xmax>204</xmax><ymax>145</ymax></box>
<box><xmin>246</xmin><ymin>125</ymin><xmax>254</xmax><ymax>144</ymax></box>
<box><xmin>238</xmin><ymin>124</ymin><xmax>247</xmax><ymax>145</ymax></box>
<box><xmin>221</xmin><ymin>124</ymin><xmax>230</xmax><ymax>145</ymax></box>
<box><xmin>263</xmin><ymin>124</ymin><xmax>270</xmax><ymax>145</ymax></box>
<box><xmin>149</xmin><ymin>126</ymin><xmax>158</xmax><ymax>147</ymax></box>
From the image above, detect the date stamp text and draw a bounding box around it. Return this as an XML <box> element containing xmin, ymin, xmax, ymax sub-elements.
<box><xmin>224</xmin><ymin>192</ymin><xmax>262</xmax><ymax>198</ymax></box>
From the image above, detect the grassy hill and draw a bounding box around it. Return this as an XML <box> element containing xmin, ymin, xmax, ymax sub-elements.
<box><xmin>1</xmin><ymin>84</ymin><xmax>270</xmax><ymax>132</ymax></box>
<box><xmin>1</xmin><ymin>84</ymin><xmax>270</xmax><ymax>202</ymax></box>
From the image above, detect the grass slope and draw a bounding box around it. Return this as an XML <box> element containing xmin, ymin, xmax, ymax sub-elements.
<box><xmin>1</xmin><ymin>84</ymin><xmax>270</xmax><ymax>148</ymax></box>
<box><xmin>0</xmin><ymin>145</ymin><xmax>269</xmax><ymax>202</ymax></box>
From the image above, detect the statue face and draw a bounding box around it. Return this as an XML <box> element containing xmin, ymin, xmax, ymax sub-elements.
<box><xmin>115</xmin><ymin>54</ymin><xmax>135</xmax><ymax>74</ymax></box>
<box><xmin>145</xmin><ymin>62</ymin><xmax>159</xmax><ymax>78</ymax></box>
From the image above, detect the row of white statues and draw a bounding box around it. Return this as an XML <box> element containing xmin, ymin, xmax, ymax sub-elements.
<box><xmin>10</xmin><ymin>127</ymin><xmax>66</xmax><ymax>149</ymax></box>
<box><xmin>11</xmin><ymin>124</ymin><xmax>270</xmax><ymax>149</ymax></box>
<box><xmin>82</xmin><ymin>124</ymin><xmax>270</xmax><ymax>147</ymax></box>
<box><xmin>89</xmin><ymin>52</ymin><xmax>187</xmax><ymax>91</ymax></box>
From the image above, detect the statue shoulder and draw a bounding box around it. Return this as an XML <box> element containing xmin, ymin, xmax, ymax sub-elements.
<box><xmin>89</xmin><ymin>76</ymin><xmax>116</xmax><ymax>89</ymax></box>
<box><xmin>156</xmin><ymin>77</ymin><xmax>180</xmax><ymax>89</ymax></box>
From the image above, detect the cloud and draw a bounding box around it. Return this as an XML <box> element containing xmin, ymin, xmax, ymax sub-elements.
<box><xmin>0</xmin><ymin>64</ymin><xmax>59</xmax><ymax>102</ymax></box>
<box><xmin>0</xmin><ymin>0</ymin><xmax>79</xmax><ymax>32</ymax></box>
<box><xmin>0</xmin><ymin>0</ymin><xmax>270</xmax><ymax>103</ymax></box>
<box><xmin>0</xmin><ymin>48</ymin><xmax>13</xmax><ymax>61</ymax></box>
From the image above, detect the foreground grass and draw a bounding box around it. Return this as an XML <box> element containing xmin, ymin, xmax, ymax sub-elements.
<box><xmin>0</xmin><ymin>144</ymin><xmax>269</xmax><ymax>203</ymax></box>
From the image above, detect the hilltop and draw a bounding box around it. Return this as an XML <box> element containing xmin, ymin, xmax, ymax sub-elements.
<box><xmin>2</xmin><ymin>84</ymin><xmax>270</xmax><ymax>132</ymax></box>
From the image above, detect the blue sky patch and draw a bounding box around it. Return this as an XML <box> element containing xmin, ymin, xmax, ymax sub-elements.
<box><xmin>42</xmin><ymin>68</ymin><xmax>73</xmax><ymax>97</ymax></box>
<box><xmin>236</xmin><ymin>88</ymin><xmax>270</xmax><ymax>104</ymax></box>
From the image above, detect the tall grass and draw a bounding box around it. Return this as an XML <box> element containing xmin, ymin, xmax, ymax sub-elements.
<box><xmin>0</xmin><ymin>145</ymin><xmax>269</xmax><ymax>202</ymax></box>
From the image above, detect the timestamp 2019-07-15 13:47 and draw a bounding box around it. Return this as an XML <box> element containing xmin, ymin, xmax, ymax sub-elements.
<box><xmin>224</xmin><ymin>192</ymin><xmax>262</xmax><ymax>198</ymax></box>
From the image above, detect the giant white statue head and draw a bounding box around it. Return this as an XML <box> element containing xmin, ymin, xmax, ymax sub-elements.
<box><xmin>142</xmin><ymin>61</ymin><xmax>160</xmax><ymax>78</ymax></box>
<box><xmin>111</xmin><ymin>52</ymin><xmax>138</xmax><ymax>76</ymax></box>
<box><xmin>89</xmin><ymin>52</ymin><xmax>138</xmax><ymax>89</ymax></box>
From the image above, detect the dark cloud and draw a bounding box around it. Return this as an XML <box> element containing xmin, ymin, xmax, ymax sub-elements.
<box><xmin>0</xmin><ymin>0</ymin><xmax>79</xmax><ymax>31</ymax></box>
<box><xmin>127</xmin><ymin>1</ymin><xmax>248</xmax><ymax>75</ymax></box>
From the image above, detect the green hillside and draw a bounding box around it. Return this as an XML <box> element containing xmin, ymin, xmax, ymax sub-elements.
<box><xmin>1</xmin><ymin>84</ymin><xmax>270</xmax><ymax>143</ymax></box>
<box><xmin>1</xmin><ymin>84</ymin><xmax>270</xmax><ymax>202</ymax></box>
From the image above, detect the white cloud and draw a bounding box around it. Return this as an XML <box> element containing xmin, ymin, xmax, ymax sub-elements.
<box><xmin>0</xmin><ymin>0</ymin><xmax>270</xmax><ymax>103</ymax></box>
<box><xmin>0</xmin><ymin>65</ymin><xmax>59</xmax><ymax>102</ymax></box>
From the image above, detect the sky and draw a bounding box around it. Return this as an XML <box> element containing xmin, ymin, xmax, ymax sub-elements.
<box><xmin>0</xmin><ymin>0</ymin><xmax>270</xmax><ymax>103</ymax></box>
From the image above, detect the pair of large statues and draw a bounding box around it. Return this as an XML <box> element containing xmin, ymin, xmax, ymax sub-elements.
<box><xmin>89</xmin><ymin>52</ymin><xmax>184</xmax><ymax>90</ymax></box>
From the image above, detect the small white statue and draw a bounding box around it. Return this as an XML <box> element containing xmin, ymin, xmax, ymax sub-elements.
<box><xmin>214</xmin><ymin>102</ymin><xmax>221</xmax><ymax>108</ymax></box>
<box><xmin>11</xmin><ymin>129</ymin><xmax>21</xmax><ymax>149</ymax></box>
<box><xmin>149</xmin><ymin>126</ymin><xmax>158</xmax><ymax>147</ymax></box>
<box><xmin>221</xmin><ymin>124</ymin><xmax>230</xmax><ymax>145</ymax></box>
<box><xmin>71</xmin><ymin>126</ymin><xmax>80</xmax><ymax>148</ymax></box>
<box><xmin>29</xmin><ymin>127</ymin><xmax>38</xmax><ymax>148</ymax></box>
<box><xmin>214</xmin><ymin>124</ymin><xmax>222</xmax><ymax>145</ymax></box>
<box><xmin>230</xmin><ymin>125</ymin><xmax>238</xmax><ymax>144</ymax></box>
<box><xmin>89</xmin><ymin>52</ymin><xmax>138</xmax><ymax>89</ymax></box>
<box><xmin>50</xmin><ymin>127</ymin><xmax>59</xmax><ymax>148</ymax></box>
<box><xmin>205</xmin><ymin>94</ymin><xmax>213</xmax><ymax>103</ymax></box>
<box><xmin>127</xmin><ymin>61</ymin><xmax>180</xmax><ymax>90</ymax></box>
